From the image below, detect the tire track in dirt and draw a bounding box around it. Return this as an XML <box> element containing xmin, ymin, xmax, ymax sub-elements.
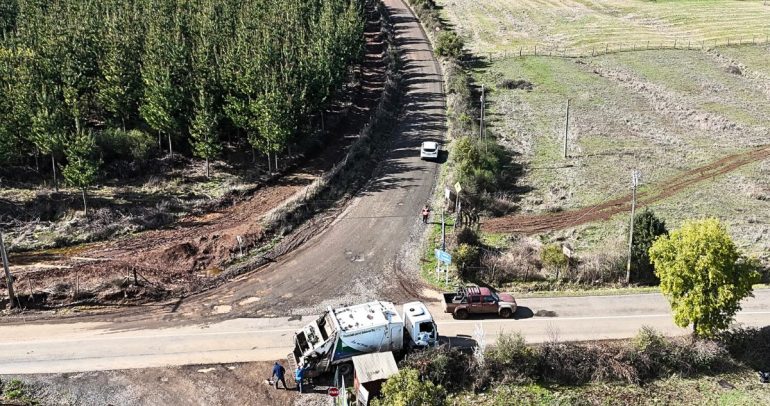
<box><xmin>483</xmin><ymin>145</ymin><xmax>770</xmax><ymax>234</ymax></box>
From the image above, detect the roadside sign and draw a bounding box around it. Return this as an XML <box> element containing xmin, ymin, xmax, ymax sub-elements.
<box><xmin>328</xmin><ymin>387</ymin><xmax>339</xmax><ymax>397</ymax></box>
<box><xmin>434</xmin><ymin>249</ymin><xmax>452</xmax><ymax>264</ymax></box>
<box><xmin>454</xmin><ymin>182</ymin><xmax>462</xmax><ymax>194</ymax></box>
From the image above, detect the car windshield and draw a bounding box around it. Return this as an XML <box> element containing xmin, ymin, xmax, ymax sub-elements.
<box><xmin>491</xmin><ymin>291</ymin><xmax>500</xmax><ymax>301</ymax></box>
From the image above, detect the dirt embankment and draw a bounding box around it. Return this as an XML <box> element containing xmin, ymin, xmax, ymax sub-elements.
<box><xmin>2</xmin><ymin>8</ymin><xmax>388</xmax><ymax>310</ymax></box>
<box><xmin>483</xmin><ymin>145</ymin><xmax>770</xmax><ymax>234</ymax></box>
<box><xmin>6</xmin><ymin>362</ymin><xmax>308</xmax><ymax>406</ymax></box>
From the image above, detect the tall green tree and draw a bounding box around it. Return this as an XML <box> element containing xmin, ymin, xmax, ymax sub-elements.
<box><xmin>62</xmin><ymin>131</ymin><xmax>100</xmax><ymax>214</ymax></box>
<box><xmin>190</xmin><ymin>90</ymin><xmax>219</xmax><ymax>177</ymax></box>
<box><xmin>649</xmin><ymin>218</ymin><xmax>760</xmax><ymax>337</ymax></box>
<box><xmin>30</xmin><ymin>86</ymin><xmax>68</xmax><ymax>191</ymax></box>
<box><xmin>631</xmin><ymin>209</ymin><xmax>668</xmax><ymax>284</ymax></box>
<box><xmin>139</xmin><ymin>0</ymin><xmax>188</xmax><ymax>156</ymax></box>
<box><xmin>98</xmin><ymin>1</ymin><xmax>144</xmax><ymax>129</ymax></box>
<box><xmin>0</xmin><ymin>46</ymin><xmax>34</xmax><ymax>163</ymax></box>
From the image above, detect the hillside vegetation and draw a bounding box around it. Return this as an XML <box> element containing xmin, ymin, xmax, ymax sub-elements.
<box><xmin>0</xmin><ymin>0</ymin><xmax>364</xmax><ymax>180</ymax></box>
<box><xmin>426</xmin><ymin>0</ymin><xmax>770</xmax><ymax>286</ymax></box>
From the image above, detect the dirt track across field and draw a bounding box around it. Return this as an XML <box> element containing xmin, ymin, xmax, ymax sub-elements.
<box><xmin>483</xmin><ymin>145</ymin><xmax>770</xmax><ymax>234</ymax></box>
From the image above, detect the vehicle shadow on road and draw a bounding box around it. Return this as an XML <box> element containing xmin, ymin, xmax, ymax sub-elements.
<box><xmin>513</xmin><ymin>306</ymin><xmax>534</xmax><ymax>320</ymax></box>
<box><xmin>440</xmin><ymin>335</ymin><xmax>478</xmax><ymax>349</ymax></box>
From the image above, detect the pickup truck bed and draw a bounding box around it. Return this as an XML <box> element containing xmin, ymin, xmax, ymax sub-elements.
<box><xmin>442</xmin><ymin>292</ymin><xmax>465</xmax><ymax>313</ymax></box>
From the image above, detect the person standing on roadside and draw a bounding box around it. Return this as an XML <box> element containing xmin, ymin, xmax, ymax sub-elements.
<box><xmin>295</xmin><ymin>363</ymin><xmax>305</xmax><ymax>393</ymax></box>
<box><xmin>272</xmin><ymin>361</ymin><xmax>287</xmax><ymax>390</ymax></box>
<box><xmin>421</xmin><ymin>205</ymin><xmax>431</xmax><ymax>224</ymax></box>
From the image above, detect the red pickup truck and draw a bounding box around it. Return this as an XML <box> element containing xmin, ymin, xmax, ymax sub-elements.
<box><xmin>442</xmin><ymin>285</ymin><xmax>517</xmax><ymax>319</ymax></box>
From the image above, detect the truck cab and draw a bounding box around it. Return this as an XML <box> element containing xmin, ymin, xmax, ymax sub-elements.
<box><xmin>402</xmin><ymin>301</ymin><xmax>438</xmax><ymax>349</ymax></box>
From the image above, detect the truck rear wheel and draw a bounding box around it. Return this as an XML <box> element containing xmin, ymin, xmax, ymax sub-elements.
<box><xmin>454</xmin><ymin>309</ymin><xmax>468</xmax><ymax>319</ymax></box>
<box><xmin>338</xmin><ymin>363</ymin><xmax>353</xmax><ymax>376</ymax></box>
<box><xmin>500</xmin><ymin>308</ymin><xmax>513</xmax><ymax>318</ymax></box>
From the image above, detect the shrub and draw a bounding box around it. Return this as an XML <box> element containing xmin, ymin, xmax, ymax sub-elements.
<box><xmin>453</xmin><ymin>243</ymin><xmax>480</xmax><ymax>278</ymax></box>
<box><xmin>573</xmin><ymin>250</ymin><xmax>625</xmax><ymax>284</ymax></box>
<box><xmin>540</xmin><ymin>244</ymin><xmax>568</xmax><ymax>278</ymax></box>
<box><xmin>435</xmin><ymin>31</ymin><xmax>464</xmax><ymax>59</ymax></box>
<box><xmin>451</xmin><ymin>136</ymin><xmax>513</xmax><ymax>195</ymax></box>
<box><xmin>496</xmin><ymin>79</ymin><xmax>533</xmax><ymax>91</ymax></box>
<box><xmin>95</xmin><ymin>128</ymin><xmax>156</xmax><ymax>162</ymax></box>
<box><xmin>401</xmin><ymin>346</ymin><xmax>472</xmax><ymax>392</ymax></box>
<box><xmin>537</xmin><ymin>342</ymin><xmax>597</xmax><ymax>385</ymax></box>
<box><xmin>718</xmin><ymin>326</ymin><xmax>770</xmax><ymax>370</ymax></box>
<box><xmin>485</xmin><ymin>333</ymin><xmax>537</xmax><ymax>384</ymax></box>
<box><xmin>481</xmin><ymin>239</ymin><xmax>542</xmax><ymax>284</ymax></box>
<box><xmin>455</xmin><ymin>227</ymin><xmax>479</xmax><ymax>246</ymax></box>
<box><xmin>373</xmin><ymin>368</ymin><xmax>448</xmax><ymax>406</ymax></box>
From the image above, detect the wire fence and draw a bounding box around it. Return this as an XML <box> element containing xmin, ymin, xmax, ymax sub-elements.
<box><xmin>2</xmin><ymin>263</ymin><xmax>170</xmax><ymax>309</ymax></box>
<box><xmin>483</xmin><ymin>34</ymin><xmax>770</xmax><ymax>61</ymax></box>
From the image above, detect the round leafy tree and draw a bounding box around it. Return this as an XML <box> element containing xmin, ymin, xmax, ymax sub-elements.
<box><xmin>649</xmin><ymin>218</ymin><xmax>759</xmax><ymax>337</ymax></box>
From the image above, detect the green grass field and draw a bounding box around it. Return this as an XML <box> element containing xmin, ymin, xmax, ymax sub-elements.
<box><xmin>474</xmin><ymin>48</ymin><xmax>770</xmax><ymax>257</ymax></box>
<box><xmin>437</xmin><ymin>0</ymin><xmax>770</xmax><ymax>54</ymax></box>
<box><xmin>434</xmin><ymin>0</ymin><xmax>770</xmax><ymax>259</ymax></box>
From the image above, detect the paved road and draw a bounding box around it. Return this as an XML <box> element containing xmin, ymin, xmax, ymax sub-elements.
<box><xmin>4</xmin><ymin>291</ymin><xmax>770</xmax><ymax>374</ymax></box>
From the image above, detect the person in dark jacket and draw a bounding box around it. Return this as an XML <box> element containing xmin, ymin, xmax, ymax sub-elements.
<box><xmin>272</xmin><ymin>362</ymin><xmax>287</xmax><ymax>389</ymax></box>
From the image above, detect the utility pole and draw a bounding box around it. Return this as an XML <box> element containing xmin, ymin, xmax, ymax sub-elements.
<box><xmin>563</xmin><ymin>99</ymin><xmax>570</xmax><ymax>159</ymax></box>
<box><xmin>441</xmin><ymin>209</ymin><xmax>446</xmax><ymax>251</ymax></box>
<box><xmin>479</xmin><ymin>85</ymin><xmax>485</xmax><ymax>142</ymax></box>
<box><xmin>625</xmin><ymin>170</ymin><xmax>641</xmax><ymax>285</ymax></box>
<box><xmin>1</xmin><ymin>230</ymin><xmax>17</xmax><ymax>309</ymax></box>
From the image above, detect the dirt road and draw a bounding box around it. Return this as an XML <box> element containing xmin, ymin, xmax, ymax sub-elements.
<box><xmin>161</xmin><ymin>0</ymin><xmax>446</xmax><ymax>318</ymax></box>
<box><xmin>483</xmin><ymin>145</ymin><xmax>770</xmax><ymax>234</ymax></box>
<box><xmin>4</xmin><ymin>290</ymin><xmax>770</xmax><ymax>374</ymax></box>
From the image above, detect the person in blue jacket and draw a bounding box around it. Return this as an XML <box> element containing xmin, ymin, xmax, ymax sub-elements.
<box><xmin>295</xmin><ymin>363</ymin><xmax>306</xmax><ymax>393</ymax></box>
<box><xmin>272</xmin><ymin>362</ymin><xmax>287</xmax><ymax>389</ymax></box>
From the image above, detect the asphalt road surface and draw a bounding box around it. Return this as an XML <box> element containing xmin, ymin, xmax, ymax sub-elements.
<box><xmin>3</xmin><ymin>291</ymin><xmax>770</xmax><ymax>374</ymax></box>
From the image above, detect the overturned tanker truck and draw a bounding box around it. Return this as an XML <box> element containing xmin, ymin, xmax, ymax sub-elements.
<box><xmin>288</xmin><ymin>301</ymin><xmax>437</xmax><ymax>376</ymax></box>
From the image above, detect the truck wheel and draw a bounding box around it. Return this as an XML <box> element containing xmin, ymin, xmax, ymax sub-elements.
<box><xmin>338</xmin><ymin>363</ymin><xmax>353</xmax><ymax>376</ymax></box>
<box><xmin>454</xmin><ymin>309</ymin><xmax>468</xmax><ymax>319</ymax></box>
<box><xmin>500</xmin><ymin>308</ymin><xmax>513</xmax><ymax>319</ymax></box>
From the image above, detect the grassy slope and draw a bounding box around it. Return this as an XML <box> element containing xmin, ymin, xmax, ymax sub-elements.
<box><xmin>437</xmin><ymin>0</ymin><xmax>770</xmax><ymax>54</ymax></box>
<box><xmin>452</xmin><ymin>371</ymin><xmax>770</xmax><ymax>405</ymax></box>
<box><xmin>473</xmin><ymin>47</ymin><xmax>770</xmax><ymax>257</ymax></box>
<box><xmin>428</xmin><ymin>0</ymin><xmax>770</xmax><ymax>256</ymax></box>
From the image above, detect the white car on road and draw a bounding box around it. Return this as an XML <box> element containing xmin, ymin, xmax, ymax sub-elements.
<box><xmin>420</xmin><ymin>141</ymin><xmax>439</xmax><ymax>160</ymax></box>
